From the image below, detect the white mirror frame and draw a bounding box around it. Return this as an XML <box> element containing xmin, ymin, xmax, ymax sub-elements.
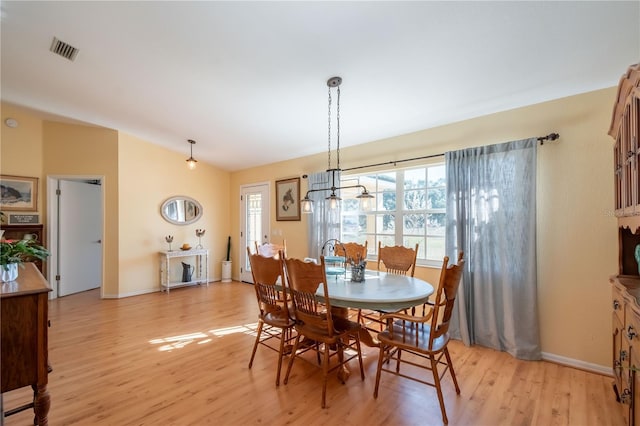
<box><xmin>160</xmin><ymin>195</ymin><xmax>203</xmax><ymax>226</ymax></box>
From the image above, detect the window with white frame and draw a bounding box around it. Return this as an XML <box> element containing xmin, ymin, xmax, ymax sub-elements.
<box><xmin>340</xmin><ymin>163</ymin><xmax>446</xmax><ymax>266</ymax></box>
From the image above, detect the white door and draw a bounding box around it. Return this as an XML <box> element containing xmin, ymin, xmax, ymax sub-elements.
<box><xmin>240</xmin><ymin>183</ymin><xmax>270</xmax><ymax>283</ymax></box>
<box><xmin>58</xmin><ymin>180</ymin><xmax>103</xmax><ymax>296</ymax></box>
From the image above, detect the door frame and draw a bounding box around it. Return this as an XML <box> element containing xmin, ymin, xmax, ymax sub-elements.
<box><xmin>239</xmin><ymin>181</ymin><xmax>270</xmax><ymax>283</ymax></box>
<box><xmin>47</xmin><ymin>175</ymin><xmax>105</xmax><ymax>299</ymax></box>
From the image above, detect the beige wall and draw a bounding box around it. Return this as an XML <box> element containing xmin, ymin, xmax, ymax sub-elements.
<box><xmin>42</xmin><ymin>121</ymin><xmax>120</xmax><ymax>296</ymax></box>
<box><xmin>231</xmin><ymin>88</ymin><xmax>618</xmax><ymax>368</ymax></box>
<box><xmin>1</xmin><ymin>104</ymin><xmax>44</xmax><ymax>220</ymax></box>
<box><xmin>117</xmin><ymin>133</ymin><xmax>231</xmax><ymax>296</ymax></box>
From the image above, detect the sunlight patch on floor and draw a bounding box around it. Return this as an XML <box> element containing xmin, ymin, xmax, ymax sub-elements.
<box><xmin>149</xmin><ymin>323</ymin><xmax>260</xmax><ymax>351</ymax></box>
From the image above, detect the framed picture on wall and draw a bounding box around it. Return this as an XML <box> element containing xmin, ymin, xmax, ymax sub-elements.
<box><xmin>0</xmin><ymin>175</ymin><xmax>38</xmax><ymax>212</ymax></box>
<box><xmin>276</xmin><ymin>177</ymin><xmax>300</xmax><ymax>221</ymax></box>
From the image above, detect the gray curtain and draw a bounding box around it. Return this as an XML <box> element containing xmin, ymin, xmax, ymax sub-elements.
<box><xmin>445</xmin><ymin>138</ymin><xmax>541</xmax><ymax>360</ymax></box>
<box><xmin>306</xmin><ymin>171</ymin><xmax>341</xmax><ymax>259</ymax></box>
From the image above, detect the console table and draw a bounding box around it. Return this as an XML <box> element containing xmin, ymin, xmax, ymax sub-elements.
<box><xmin>159</xmin><ymin>249</ymin><xmax>209</xmax><ymax>293</ymax></box>
<box><xmin>1</xmin><ymin>262</ymin><xmax>52</xmax><ymax>425</ymax></box>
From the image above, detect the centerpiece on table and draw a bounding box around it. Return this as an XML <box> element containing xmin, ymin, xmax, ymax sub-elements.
<box><xmin>0</xmin><ymin>238</ymin><xmax>50</xmax><ymax>282</ymax></box>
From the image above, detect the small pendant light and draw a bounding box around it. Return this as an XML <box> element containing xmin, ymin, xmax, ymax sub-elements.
<box><xmin>186</xmin><ymin>139</ymin><xmax>198</xmax><ymax>170</ymax></box>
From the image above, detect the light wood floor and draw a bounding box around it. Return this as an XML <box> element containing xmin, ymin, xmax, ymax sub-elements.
<box><xmin>3</xmin><ymin>282</ymin><xmax>624</xmax><ymax>426</ymax></box>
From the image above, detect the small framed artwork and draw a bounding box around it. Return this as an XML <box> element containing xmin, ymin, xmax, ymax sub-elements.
<box><xmin>0</xmin><ymin>175</ymin><xmax>38</xmax><ymax>212</ymax></box>
<box><xmin>276</xmin><ymin>177</ymin><xmax>301</xmax><ymax>221</ymax></box>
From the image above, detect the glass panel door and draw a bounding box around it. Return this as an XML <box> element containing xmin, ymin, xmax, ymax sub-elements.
<box><xmin>240</xmin><ymin>183</ymin><xmax>269</xmax><ymax>283</ymax></box>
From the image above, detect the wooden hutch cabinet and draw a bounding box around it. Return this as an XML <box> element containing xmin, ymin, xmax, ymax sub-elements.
<box><xmin>610</xmin><ymin>63</ymin><xmax>640</xmax><ymax>426</ymax></box>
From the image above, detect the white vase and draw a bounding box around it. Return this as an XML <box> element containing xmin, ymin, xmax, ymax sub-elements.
<box><xmin>221</xmin><ymin>261</ymin><xmax>232</xmax><ymax>282</ymax></box>
<box><xmin>1</xmin><ymin>263</ymin><xmax>18</xmax><ymax>282</ymax></box>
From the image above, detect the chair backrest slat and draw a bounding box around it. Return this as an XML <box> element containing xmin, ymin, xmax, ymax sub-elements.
<box><xmin>429</xmin><ymin>252</ymin><xmax>465</xmax><ymax>348</ymax></box>
<box><xmin>284</xmin><ymin>257</ymin><xmax>334</xmax><ymax>337</ymax></box>
<box><xmin>247</xmin><ymin>247</ymin><xmax>288</xmax><ymax>318</ymax></box>
<box><xmin>377</xmin><ymin>242</ymin><xmax>419</xmax><ymax>277</ymax></box>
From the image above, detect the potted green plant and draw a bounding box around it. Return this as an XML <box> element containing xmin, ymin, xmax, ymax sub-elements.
<box><xmin>0</xmin><ymin>238</ymin><xmax>50</xmax><ymax>282</ymax></box>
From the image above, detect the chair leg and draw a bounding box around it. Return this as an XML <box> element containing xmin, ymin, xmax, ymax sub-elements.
<box><xmin>373</xmin><ymin>344</ymin><xmax>386</xmax><ymax>398</ymax></box>
<box><xmin>355</xmin><ymin>335</ymin><xmax>365</xmax><ymax>381</ymax></box>
<box><xmin>430</xmin><ymin>355</ymin><xmax>449</xmax><ymax>425</ymax></box>
<box><xmin>321</xmin><ymin>344</ymin><xmax>330</xmax><ymax>408</ymax></box>
<box><xmin>395</xmin><ymin>349</ymin><xmax>402</xmax><ymax>372</ymax></box>
<box><xmin>444</xmin><ymin>347</ymin><xmax>460</xmax><ymax>394</ymax></box>
<box><xmin>275</xmin><ymin>327</ymin><xmax>288</xmax><ymax>387</ymax></box>
<box><xmin>248</xmin><ymin>319</ymin><xmax>263</xmax><ymax>369</ymax></box>
<box><xmin>283</xmin><ymin>334</ymin><xmax>301</xmax><ymax>385</ymax></box>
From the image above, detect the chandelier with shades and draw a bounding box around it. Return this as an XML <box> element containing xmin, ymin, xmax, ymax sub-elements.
<box><xmin>300</xmin><ymin>76</ymin><xmax>374</xmax><ymax>214</ymax></box>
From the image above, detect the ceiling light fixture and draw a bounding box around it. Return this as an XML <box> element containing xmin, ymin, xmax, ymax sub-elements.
<box><xmin>300</xmin><ymin>77</ymin><xmax>374</xmax><ymax>214</ymax></box>
<box><xmin>186</xmin><ymin>139</ymin><xmax>198</xmax><ymax>170</ymax></box>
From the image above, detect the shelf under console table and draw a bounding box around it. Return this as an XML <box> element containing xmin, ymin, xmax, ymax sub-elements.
<box><xmin>159</xmin><ymin>249</ymin><xmax>209</xmax><ymax>293</ymax></box>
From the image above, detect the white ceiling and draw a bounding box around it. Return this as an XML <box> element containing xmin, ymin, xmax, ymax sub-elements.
<box><xmin>1</xmin><ymin>1</ymin><xmax>639</xmax><ymax>171</ymax></box>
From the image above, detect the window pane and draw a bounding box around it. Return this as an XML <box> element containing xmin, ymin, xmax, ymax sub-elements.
<box><xmin>426</xmin><ymin>236</ymin><xmax>445</xmax><ymax>261</ymax></box>
<box><xmin>376</xmin><ymin>172</ymin><xmax>396</xmax><ymax>191</ymax></box>
<box><xmin>377</xmin><ymin>214</ymin><xmax>395</xmax><ymax>233</ymax></box>
<box><xmin>378</xmin><ymin>235</ymin><xmax>396</xmax><ymax>249</ymax></box>
<box><xmin>427</xmin><ymin>213</ymin><xmax>446</xmax><ymax>236</ymax></box>
<box><xmin>379</xmin><ymin>190</ymin><xmax>396</xmax><ymax>211</ymax></box>
<box><xmin>403</xmin><ymin>236</ymin><xmax>425</xmax><ymax>259</ymax></box>
<box><xmin>404</xmin><ymin>189</ymin><xmax>426</xmax><ymax>210</ymax></box>
<box><xmin>404</xmin><ymin>168</ymin><xmax>426</xmax><ymax>189</ymax></box>
<box><xmin>341</xmin><ymin>215</ymin><xmax>358</xmax><ymax>239</ymax></box>
<box><xmin>365</xmin><ymin>236</ymin><xmax>375</xmax><ymax>255</ymax></box>
<box><xmin>342</xmin><ymin>198</ymin><xmax>359</xmax><ymax>212</ymax></box>
<box><xmin>427</xmin><ymin>187</ymin><xmax>446</xmax><ymax>209</ymax></box>
<box><xmin>403</xmin><ymin>213</ymin><xmax>425</xmax><ymax>235</ymax></box>
<box><xmin>428</xmin><ymin>164</ymin><xmax>446</xmax><ymax>187</ymax></box>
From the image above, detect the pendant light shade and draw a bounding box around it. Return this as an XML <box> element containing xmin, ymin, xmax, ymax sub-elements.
<box><xmin>186</xmin><ymin>139</ymin><xmax>198</xmax><ymax>170</ymax></box>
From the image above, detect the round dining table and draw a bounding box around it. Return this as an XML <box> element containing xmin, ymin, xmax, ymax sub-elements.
<box><xmin>315</xmin><ymin>270</ymin><xmax>435</xmax><ymax>350</ymax></box>
<box><xmin>317</xmin><ymin>270</ymin><xmax>435</xmax><ymax>313</ymax></box>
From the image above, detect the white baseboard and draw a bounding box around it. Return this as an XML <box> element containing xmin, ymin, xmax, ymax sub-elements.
<box><xmin>102</xmin><ymin>288</ymin><xmax>158</xmax><ymax>299</ymax></box>
<box><xmin>542</xmin><ymin>351</ymin><xmax>612</xmax><ymax>376</ymax></box>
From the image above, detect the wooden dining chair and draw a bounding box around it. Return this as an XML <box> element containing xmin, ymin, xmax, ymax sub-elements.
<box><xmin>283</xmin><ymin>256</ymin><xmax>365</xmax><ymax>408</ymax></box>
<box><xmin>334</xmin><ymin>241</ymin><xmax>368</xmax><ymax>264</ymax></box>
<box><xmin>377</xmin><ymin>241</ymin><xmax>419</xmax><ymax>276</ymax></box>
<box><xmin>373</xmin><ymin>252</ymin><xmax>465</xmax><ymax>425</ymax></box>
<box><xmin>358</xmin><ymin>242</ymin><xmax>419</xmax><ymax>332</ymax></box>
<box><xmin>246</xmin><ymin>247</ymin><xmax>296</xmax><ymax>386</ymax></box>
<box><xmin>255</xmin><ymin>240</ymin><xmax>287</xmax><ymax>258</ymax></box>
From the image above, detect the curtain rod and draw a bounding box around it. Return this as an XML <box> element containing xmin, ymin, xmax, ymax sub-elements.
<box><xmin>341</xmin><ymin>132</ymin><xmax>559</xmax><ymax>172</ymax></box>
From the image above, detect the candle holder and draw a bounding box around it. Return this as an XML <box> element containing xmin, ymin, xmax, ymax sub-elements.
<box><xmin>165</xmin><ymin>235</ymin><xmax>174</xmax><ymax>251</ymax></box>
<box><xmin>195</xmin><ymin>229</ymin><xmax>205</xmax><ymax>249</ymax></box>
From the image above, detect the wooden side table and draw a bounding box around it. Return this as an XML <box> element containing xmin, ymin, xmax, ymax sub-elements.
<box><xmin>159</xmin><ymin>248</ymin><xmax>209</xmax><ymax>293</ymax></box>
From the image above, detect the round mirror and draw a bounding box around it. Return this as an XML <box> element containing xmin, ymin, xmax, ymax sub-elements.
<box><xmin>161</xmin><ymin>196</ymin><xmax>203</xmax><ymax>225</ymax></box>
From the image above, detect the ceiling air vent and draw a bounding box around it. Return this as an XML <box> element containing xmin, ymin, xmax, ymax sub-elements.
<box><xmin>49</xmin><ymin>37</ymin><xmax>79</xmax><ymax>61</ymax></box>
